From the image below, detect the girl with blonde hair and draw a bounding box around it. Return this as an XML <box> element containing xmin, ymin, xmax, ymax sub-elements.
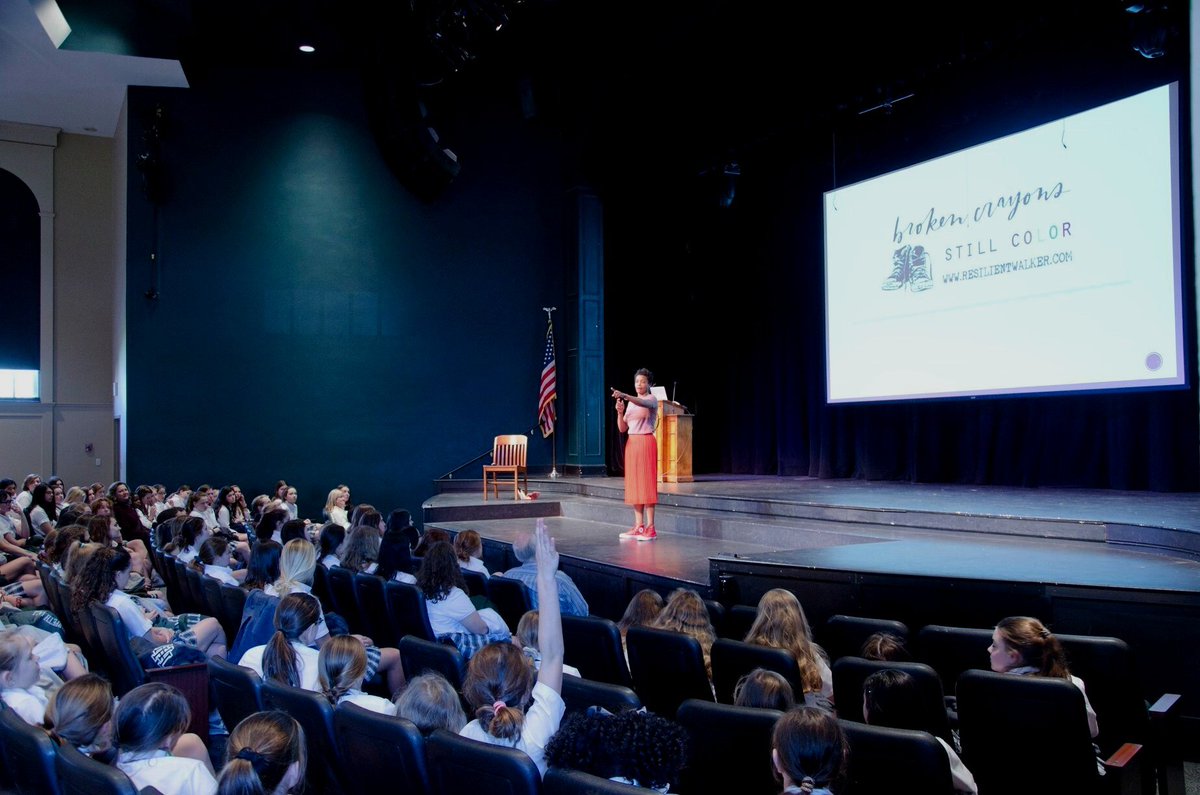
<box><xmin>744</xmin><ymin>588</ymin><xmax>832</xmax><ymax>701</ymax></box>
<box><xmin>651</xmin><ymin>588</ymin><xmax>716</xmax><ymax>680</ymax></box>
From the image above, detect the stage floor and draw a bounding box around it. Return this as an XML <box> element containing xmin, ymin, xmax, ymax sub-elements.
<box><xmin>425</xmin><ymin>474</ymin><xmax>1200</xmax><ymax>594</ymax></box>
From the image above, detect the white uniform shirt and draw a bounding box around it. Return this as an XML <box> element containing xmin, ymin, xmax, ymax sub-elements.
<box><xmin>107</xmin><ymin>588</ymin><xmax>153</xmax><ymax>638</ymax></box>
<box><xmin>237</xmin><ymin>641</ymin><xmax>321</xmax><ymax>692</ymax></box>
<box><xmin>459</xmin><ymin>681</ymin><xmax>565</xmax><ymax>776</ymax></box>
<box><xmin>1</xmin><ymin>685</ymin><xmax>49</xmax><ymax>725</ymax></box>
<box><xmin>203</xmin><ymin>564</ymin><xmax>239</xmax><ymax>586</ymax></box>
<box><xmin>116</xmin><ymin>751</ymin><xmax>218</xmax><ymax>795</ymax></box>
<box><xmin>426</xmin><ymin>586</ymin><xmax>478</xmax><ymax>636</ymax></box>
<box><xmin>339</xmin><ymin>689</ymin><xmax>398</xmax><ymax>716</ymax></box>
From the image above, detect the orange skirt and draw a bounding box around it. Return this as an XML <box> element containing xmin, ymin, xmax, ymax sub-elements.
<box><xmin>624</xmin><ymin>433</ymin><xmax>658</xmax><ymax>505</ymax></box>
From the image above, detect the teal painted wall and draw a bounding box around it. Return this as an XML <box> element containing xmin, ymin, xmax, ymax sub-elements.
<box><xmin>125</xmin><ymin>69</ymin><xmax>568</xmax><ymax>519</ymax></box>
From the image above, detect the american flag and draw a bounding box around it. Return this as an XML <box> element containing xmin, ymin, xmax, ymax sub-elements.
<box><xmin>538</xmin><ymin>319</ymin><xmax>557</xmax><ymax>437</ymax></box>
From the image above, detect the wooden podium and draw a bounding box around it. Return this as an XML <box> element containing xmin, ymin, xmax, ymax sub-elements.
<box><xmin>655</xmin><ymin>400</ymin><xmax>693</xmax><ymax>483</ymax></box>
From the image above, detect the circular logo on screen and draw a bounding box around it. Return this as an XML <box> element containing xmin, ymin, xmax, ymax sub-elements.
<box><xmin>1145</xmin><ymin>352</ymin><xmax>1163</xmax><ymax>371</ymax></box>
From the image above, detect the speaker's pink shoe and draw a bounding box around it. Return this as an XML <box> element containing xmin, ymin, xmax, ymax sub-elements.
<box><xmin>619</xmin><ymin>525</ymin><xmax>645</xmax><ymax>540</ymax></box>
<box><xmin>637</xmin><ymin>525</ymin><xmax>658</xmax><ymax>542</ymax></box>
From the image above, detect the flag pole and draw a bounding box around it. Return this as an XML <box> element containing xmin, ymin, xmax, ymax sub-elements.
<box><xmin>542</xmin><ymin>306</ymin><xmax>560</xmax><ymax>479</ymax></box>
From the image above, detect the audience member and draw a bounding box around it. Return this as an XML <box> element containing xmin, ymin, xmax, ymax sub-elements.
<box><xmin>394</xmin><ymin>672</ymin><xmax>467</xmax><ymax>734</ymax></box>
<box><xmin>988</xmin><ymin>615</ymin><xmax>1098</xmax><ymax>738</ymax></box>
<box><xmin>501</xmin><ymin>530</ymin><xmax>589</xmax><ymax>616</ymax></box>
<box><xmin>771</xmin><ymin>707</ymin><xmax>847</xmax><ymax>795</ymax></box>
<box><xmin>734</xmin><ymin>667</ymin><xmax>796</xmax><ymax>711</ymax></box>
<box><xmin>114</xmin><ymin>682</ymin><xmax>217</xmax><ymax>795</ymax></box>
<box><xmin>863</xmin><ymin>669</ymin><xmax>977</xmax><ymax>794</ymax></box>
<box><xmin>460</xmin><ymin>522</ymin><xmax>564</xmax><ymax>775</ymax></box>
<box><xmin>744</xmin><ymin>588</ymin><xmax>833</xmax><ymax>705</ymax></box>
<box><xmin>217</xmin><ymin>711</ymin><xmax>306</xmax><ymax>795</ymax></box>
<box><xmin>545</xmin><ymin>708</ymin><xmax>689</xmax><ymax>791</ymax></box>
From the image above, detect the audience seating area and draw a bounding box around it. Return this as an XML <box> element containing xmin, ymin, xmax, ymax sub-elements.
<box><xmin>2</xmin><ymin>517</ymin><xmax>1188</xmax><ymax>795</ymax></box>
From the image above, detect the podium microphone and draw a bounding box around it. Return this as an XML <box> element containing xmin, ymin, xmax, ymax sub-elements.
<box><xmin>672</xmin><ymin>381</ymin><xmax>677</xmax><ymax>403</ymax></box>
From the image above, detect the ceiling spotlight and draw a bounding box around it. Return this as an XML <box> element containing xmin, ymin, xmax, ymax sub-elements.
<box><xmin>299</xmin><ymin>44</ymin><xmax>316</xmax><ymax>53</ymax></box>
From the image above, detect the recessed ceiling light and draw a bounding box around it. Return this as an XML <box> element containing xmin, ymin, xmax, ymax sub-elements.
<box><xmin>299</xmin><ymin>44</ymin><xmax>316</xmax><ymax>53</ymax></box>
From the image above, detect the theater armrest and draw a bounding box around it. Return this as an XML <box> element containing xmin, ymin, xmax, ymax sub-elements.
<box><xmin>1149</xmin><ymin>693</ymin><xmax>1185</xmax><ymax>795</ymax></box>
<box><xmin>1101</xmin><ymin>742</ymin><xmax>1143</xmax><ymax>795</ymax></box>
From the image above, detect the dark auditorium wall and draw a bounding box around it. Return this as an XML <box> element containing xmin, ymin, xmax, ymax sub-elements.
<box><xmin>124</xmin><ymin>68</ymin><xmax>569</xmax><ymax>518</ymax></box>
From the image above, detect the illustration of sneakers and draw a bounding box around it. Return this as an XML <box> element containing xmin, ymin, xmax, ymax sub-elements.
<box><xmin>882</xmin><ymin>245</ymin><xmax>911</xmax><ymax>290</ymax></box>
<box><xmin>908</xmin><ymin>245</ymin><xmax>933</xmax><ymax>291</ymax></box>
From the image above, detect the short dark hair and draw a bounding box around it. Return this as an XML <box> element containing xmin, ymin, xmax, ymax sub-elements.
<box><xmin>114</xmin><ymin>683</ymin><xmax>190</xmax><ymax>754</ymax></box>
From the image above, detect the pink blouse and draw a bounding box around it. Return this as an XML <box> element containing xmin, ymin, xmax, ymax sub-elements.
<box><xmin>623</xmin><ymin>399</ymin><xmax>657</xmax><ymax>435</ymax></box>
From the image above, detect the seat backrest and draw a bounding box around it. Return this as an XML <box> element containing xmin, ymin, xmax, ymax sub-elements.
<box><xmin>74</xmin><ymin>596</ymin><xmax>105</xmax><ymax>670</ymax></box>
<box><xmin>384</xmin><ymin>580</ymin><xmax>436</xmax><ymax>642</ymax></box>
<box><xmin>561</xmin><ymin>615</ymin><xmax>631</xmax><ymax>688</ymax></box>
<box><xmin>426</xmin><ymin>729</ymin><xmax>542</xmax><ymax>795</ymax></box>
<box><xmin>491</xmin><ymin>435</ymin><xmax>528</xmax><ymax>467</ymax></box>
<box><xmin>183</xmin><ymin>566</ymin><xmax>209</xmax><ymax>614</ymax></box>
<box><xmin>200</xmin><ymin>576</ymin><xmax>234</xmax><ymax>637</ymax></box>
<box><xmin>544</xmin><ymin>768</ymin><xmax>647</xmax><ymax>794</ymax></box>
<box><xmin>88</xmin><ymin>602</ymin><xmax>146</xmax><ymax>696</ymax></box>
<box><xmin>312</xmin><ymin>563</ymin><xmax>332</xmax><ymax>609</ymax></box>
<box><xmin>461</xmin><ymin>569</ymin><xmax>488</xmax><ymax>599</ymax></box>
<box><xmin>262</xmin><ymin>679</ymin><xmax>344</xmax><ymax>794</ymax></box>
<box><xmin>915</xmin><ymin>624</ymin><xmax>993</xmax><ymax>694</ymax></box>
<box><xmin>956</xmin><ymin>669</ymin><xmax>1099</xmax><ymax>794</ymax></box>
<box><xmin>724</xmin><ymin>604</ymin><xmax>759</xmax><ymax>641</ymax></box>
<box><xmin>327</xmin><ymin>566</ymin><xmax>364</xmax><ymax>634</ymax></box>
<box><xmin>702</xmin><ymin>599</ymin><xmax>726</xmax><ymax>638</ymax></box>
<box><xmin>824</xmin><ymin>614</ymin><xmax>910</xmax><ymax>663</ymax></box>
<box><xmin>0</xmin><ymin>701</ymin><xmax>62</xmax><ymax>795</ymax></box>
<box><xmin>399</xmin><ymin>635</ymin><xmax>467</xmax><ymax>690</ymax></box>
<box><xmin>335</xmin><ymin>704</ymin><xmax>430</xmax><ymax>795</ymax></box>
<box><xmin>675</xmin><ymin>699</ymin><xmax>781</xmax><ymax>795</ymax></box>
<box><xmin>710</xmin><ymin>638</ymin><xmax>804</xmax><ymax>705</ymax></box>
<box><xmin>832</xmin><ymin>657</ymin><xmax>950</xmax><ymax>742</ymax></box>
<box><xmin>207</xmin><ymin>656</ymin><xmax>264</xmax><ymax>733</ymax></box>
<box><xmin>840</xmin><ymin>720</ymin><xmax>955</xmax><ymax>795</ymax></box>
<box><xmin>486</xmin><ymin>575</ymin><xmax>532</xmax><ymax>632</ymax></box>
<box><xmin>1056</xmin><ymin>632</ymin><xmax>1148</xmax><ymax>752</ymax></box>
<box><xmin>625</xmin><ymin>626</ymin><xmax>714</xmax><ymax>718</ymax></box>
<box><xmin>354</xmin><ymin>573</ymin><xmax>397</xmax><ymax>647</ymax></box>
<box><xmin>560</xmin><ymin>675</ymin><xmax>642</xmax><ymax>716</ymax></box>
<box><xmin>55</xmin><ymin>743</ymin><xmax>141</xmax><ymax>795</ymax></box>
<box><xmin>172</xmin><ymin>559</ymin><xmax>194</xmax><ymax>612</ymax></box>
<box><xmin>157</xmin><ymin>553</ymin><xmax>181</xmax><ymax>610</ymax></box>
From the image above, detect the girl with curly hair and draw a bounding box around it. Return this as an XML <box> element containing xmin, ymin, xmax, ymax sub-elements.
<box><xmin>744</xmin><ymin>588</ymin><xmax>833</xmax><ymax>703</ymax></box>
<box><xmin>417</xmin><ymin>541</ymin><xmax>507</xmax><ymax>638</ymax></box>
<box><xmin>545</xmin><ymin>709</ymin><xmax>688</xmax><ymax>791</ymax></box>
<box><xmin>71</xmin><ymin>546</ymin><xmax>226</xmax><ymax>657</ymax></box>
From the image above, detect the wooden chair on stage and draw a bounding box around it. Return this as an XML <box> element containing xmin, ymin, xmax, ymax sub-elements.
<box><xmin>482</xmin><ymin>434</ymin><xmax>528</xmax><ymax>500</ymax></box>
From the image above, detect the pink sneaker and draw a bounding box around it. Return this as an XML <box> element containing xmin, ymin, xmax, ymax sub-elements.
<box><xmin>619</xmin><ymin>525</ymin><xmax>645</xmax><ymax>540</ymax></box>
<box><xmin>637</xmin><ymin>525</ymin><xmax>657</xmax><ymax>542</ymax></box>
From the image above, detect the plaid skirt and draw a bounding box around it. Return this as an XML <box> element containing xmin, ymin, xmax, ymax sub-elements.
<box><xmin>152</xmin><ymin>613</ymin><xmax>205</xmax><ymax>647</ymax></box>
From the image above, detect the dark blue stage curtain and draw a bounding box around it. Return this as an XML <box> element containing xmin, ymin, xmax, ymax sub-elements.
<box><xmin>0</xmin><ymin>169</ymin><xmax>40</xmax><ymax>372</ymax></box>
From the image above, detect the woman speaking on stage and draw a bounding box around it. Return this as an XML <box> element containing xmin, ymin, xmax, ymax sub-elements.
<box><xmin>613</xmin><ymin>368</ymin><xmax>659</xmax><ymax>542</ymax></box>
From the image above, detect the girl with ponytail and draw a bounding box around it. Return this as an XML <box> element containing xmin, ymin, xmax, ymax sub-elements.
<box><xmin>459</xmin><ymin>521</ymin><xmax>564</xmax><ymax>776</ymax></box>
<box><xmin>317</xmin><ymin>635</ymin><xmax>396</xmax><ymax>715</ymax></box>
<box><xmin>988</xmin><ymin>615</ymin><xmax>1099</xmax><ymax>737</ymax></box>
<box><xmin>771</xmin><ymin>707</ymin><xmax>847</xmax><ymax>795</ymax></box>
<box><xmin>218</xmin><ymin>711</ymin><xmax>305</xmax><ymax>795</ymax></box>
<box><xmin>236</xmin><ymin>593</ymin><xmax>322</xmax><ymax>691</ymax></box>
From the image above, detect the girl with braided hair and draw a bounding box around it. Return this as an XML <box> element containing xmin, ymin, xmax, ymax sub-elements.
<box><xmin>317</xmin><ymin>635</ymin><xmax>396</xmax><ymax>715</ymax></box>
<box><xmin>988</xmin><ymin>615</ymin><xmax>1099</xmax><ymax>738</ymax></box>
<box><xmin>459</xmin><ymin>521</ymin><xmax>564</xmax><ymax>776</ymax></box>
<box><xmin>218</xmin><ymin>711</ymin><xmax>306</xmax><ymax>795</ymax></box>
<box><xmin>771</xmin><ymin>707</ymin><xmax>847</xmax><ymax>795</ymax></box>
